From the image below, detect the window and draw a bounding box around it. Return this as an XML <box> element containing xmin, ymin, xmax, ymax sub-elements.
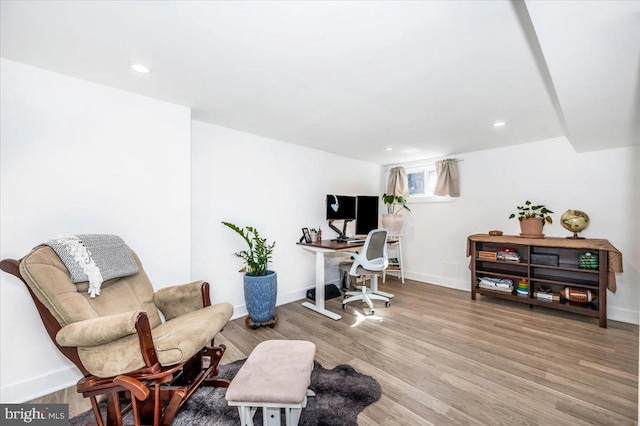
<box><xmin>403</xmin><ymin>164</ymin><xmax>456</xmax><ymax>203</ymax></box>
<box><xmin>406</xmin><ymin>165</ymin><xmax>437</xmax><ymax>197</ymax></box>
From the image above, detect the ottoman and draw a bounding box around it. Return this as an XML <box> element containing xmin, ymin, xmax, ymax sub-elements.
<box><xmin>225</xmin><ymin>340</ymin><xmax>316</xmax><ymax>426</ymax></box>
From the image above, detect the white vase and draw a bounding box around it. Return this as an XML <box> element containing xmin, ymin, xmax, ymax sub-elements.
<box><xmin>381</xmin><ymin>214</ymin><xmax>403</xmax><ymax>235</ymax></box>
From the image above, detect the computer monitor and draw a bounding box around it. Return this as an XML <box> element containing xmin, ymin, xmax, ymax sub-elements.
<box><xmin>325</xmin><ymin>195</ymin><xmax>356</xmax><ymax>221</ymax></box>
<box><xmin>355</xmin><ymin>195</ymin><xmax>379</xmax><ymax>236</ymax></box>
<box><xmin>326</xmin><ymin>195</ymin><xmax>356</xmax><ymax>241</ymax></box>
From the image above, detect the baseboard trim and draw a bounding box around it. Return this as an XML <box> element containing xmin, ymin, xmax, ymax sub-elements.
<box><xmin>1</xmin><ymin>365</ymin><xmax>81</xmax><ymax>403</ymax></box>
<box><xmin>404</xmin><ymin>271</ymin><xmax>468</xmax><ymax>291</ymax></box>
<box><xmin>608</xmin><ymin>306</ymin><xmax>639</xmax><ymax>325</ymax></box>
<box><xmin>231</xmin><ymin>286</ymin><xmax>314</xmax><ymax>321</ymax></box>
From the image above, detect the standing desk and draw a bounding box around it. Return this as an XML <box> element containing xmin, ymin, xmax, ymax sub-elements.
<box><xmin>297</xmin><ymin>240</ymin><xmax>393</xmax><ymax>320</ymax></box>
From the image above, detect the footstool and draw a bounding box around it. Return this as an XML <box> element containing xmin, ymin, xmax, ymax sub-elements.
<box><xmin>225</xmin><ymin>340</ymin><xmax>316</xmax><ymax>426</ymax></box>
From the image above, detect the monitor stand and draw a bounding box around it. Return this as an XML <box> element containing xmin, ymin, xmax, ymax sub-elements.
<box><xmin>328</xmin><ymin>219</ymin><xmax>353</xmax><ymax>242</ymax></box>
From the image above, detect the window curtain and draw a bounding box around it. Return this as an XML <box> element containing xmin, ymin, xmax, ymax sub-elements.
<box><xmin>386</xmin><ymin>167</ymin><xmax>409</xmax><ymax>198</ymax></box>
<box><xmin>434</xmin><ymin>159</ymin><xmax>460</xmax><ymax>197</ymax></box>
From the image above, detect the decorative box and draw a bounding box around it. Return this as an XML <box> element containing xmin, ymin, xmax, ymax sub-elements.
<box><xmin>531</xmin><ymin>253</ymin><xmax>559</xmax><ymax>266</ymax></box>
<box><xmin>578</xmin><ymin>252</ymin><xmax>598</xmax><ymax>270</ymax></box>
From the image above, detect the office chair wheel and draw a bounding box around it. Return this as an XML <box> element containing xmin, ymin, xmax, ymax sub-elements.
<box><xmin>385</xmin><ymin>301</ymin><xmax>391</xmax><ymax>307</ymax></box>
<box><xmin>369</xmin><ymin>309</ymin><xmax>375</xmax><ymax>315</ymax></box>
<box><xmin>342</xmin><ymin>304</ymin><xmax>347</xmax><ymax>310</ymax></box>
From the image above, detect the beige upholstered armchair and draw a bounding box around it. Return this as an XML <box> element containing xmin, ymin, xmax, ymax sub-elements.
<box><xmin>1</xmin><ymin>244</ymin><xmax>233</xmax><ymax>426</ymax></box>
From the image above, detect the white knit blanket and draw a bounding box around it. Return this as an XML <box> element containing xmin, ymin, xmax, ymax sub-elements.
<box><xmin>44</xmin><ymin>234</ymin><xmax>138</xmax><ymax>298</ymax></box>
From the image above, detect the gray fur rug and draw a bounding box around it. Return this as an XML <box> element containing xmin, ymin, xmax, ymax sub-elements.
<box><xmin>71</xmin><ymin>359</ymin><xmax>382</xmax><ymax>425</ymax></box>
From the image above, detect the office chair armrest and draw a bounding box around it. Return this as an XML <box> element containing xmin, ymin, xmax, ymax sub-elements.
<box><xmin>343</xmin><ymin>251</ymin><xmax>362</xmax><ymax>261</ymax></box>
<box><xmin>56</xmin><ymin>310</ymin><xmax>145</xmax><ymax>347</ymax></box>
<box><xmin>154</xmin><ymin>281</ymin><xmax>210</xmax><ymax>320</ymax></box>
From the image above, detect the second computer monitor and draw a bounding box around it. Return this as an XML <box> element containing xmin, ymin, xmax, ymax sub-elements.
<box><xmin>355</xmin><ymin>195</ymin><xmax>379</xmax><ymax>236</ymax></box>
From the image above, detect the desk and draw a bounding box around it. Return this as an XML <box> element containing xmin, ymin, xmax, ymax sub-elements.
<box><xmin>297</xmin><ymin>240</ymin><xmax>394</xmax><ymax>320</ymax></box>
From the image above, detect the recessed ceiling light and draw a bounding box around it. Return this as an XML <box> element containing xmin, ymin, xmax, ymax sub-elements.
<box><xmin>386</xmin><ymin>147</ymin><xmax>393</xmax><ymax>151</ymax></box>
<box><xmin>130</xmin><ymin>63</ymin><xmax>151</xmax><ymax>74</ymax></box>
<box><xmin>493</xmin><ymin>121</ymin><xmax>507</xmax><ymax>128</ymax></box>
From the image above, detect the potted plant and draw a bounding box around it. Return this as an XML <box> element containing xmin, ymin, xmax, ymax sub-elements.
<box><xmin>509</xmin><ymin>200</ymin><xmax>553</xmax><ymax>238</ymax></box>
<box><xmin>222</xmin><ymin>222</ymin><xmax>277</xmax><ymax>324</ymax></box>
<box><xmin>381</xmin><ymin>194</ymin><xmax>411</xmax><ymax>234</ymax></box>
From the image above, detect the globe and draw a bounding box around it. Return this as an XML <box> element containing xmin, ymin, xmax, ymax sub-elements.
<box><xmin>560</xmin><ymin>210</ymin><xmax>590</xmax><ymax>238</ymax></box>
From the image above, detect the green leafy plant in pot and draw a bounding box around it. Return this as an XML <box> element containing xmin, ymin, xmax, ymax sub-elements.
<box><xmin>222</xmin><ymin>222</ymin><xmax>277</xmax><ymax>323</ymax></box>
<box><xmin>509</xmin><ymin>200</ymin><xmax>553</xmax><ymax>238</ymax></box>
<box><xmin>381</xmin><ymin>194</ymin><xmax>411</xmax><ymax>235</ymax></box>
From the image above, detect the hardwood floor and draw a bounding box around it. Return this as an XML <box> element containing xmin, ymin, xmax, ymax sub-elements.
<box><xmin>217</xmin><ymin>278</ymin><xmax>638</xmax><ymax>425</ymax></box>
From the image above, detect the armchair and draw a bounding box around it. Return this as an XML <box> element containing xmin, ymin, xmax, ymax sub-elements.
<box><xmin>1</xmin><ymin>244</ymin><xmax>233</xmax><ymax>426</ymax></box>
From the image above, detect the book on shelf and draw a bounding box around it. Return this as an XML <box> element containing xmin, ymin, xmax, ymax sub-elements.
<box><xmin>533</xmin><ymin>291</ymin><xmax>560</xmax><ymax>302</ymax></box>
<box><xmin>478</xmin><ymin>251</ymin><xmax>497</xmax><ymax>260</ymax></box>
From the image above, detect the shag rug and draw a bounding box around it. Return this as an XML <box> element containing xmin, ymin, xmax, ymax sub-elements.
<box><xmin>71</xmin><ymin>359</ymin><xmax>382</xmax><ymax>425</ymax></box>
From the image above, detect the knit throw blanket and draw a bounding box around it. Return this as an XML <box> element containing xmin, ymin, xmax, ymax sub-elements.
<box><xmin>44</xmin><ymin>234</ymin><xmax>139</xmax><ymax>298</ymax></box>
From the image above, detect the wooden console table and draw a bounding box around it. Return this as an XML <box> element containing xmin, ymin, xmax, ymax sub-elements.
<box><xmin>467</xmin><ymin>234</ymin><xmax>623</xmax><ymax>328</ymax></box>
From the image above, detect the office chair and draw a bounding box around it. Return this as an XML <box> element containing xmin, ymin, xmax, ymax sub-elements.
<box><xmin>342</xmin><ymin>229</ymin><xmax>393</xmax><ymax>314</ymax></box>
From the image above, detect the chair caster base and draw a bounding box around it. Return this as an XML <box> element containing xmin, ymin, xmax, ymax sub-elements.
<box><xmin>245</xmin><ymin>313</ymin><xmax>278</xmax><ymax>330</ymax></box>
<box><xmin>385</xmin><ymin>301</ymin><xmax>391</xmax><ymax>307</ymax></box>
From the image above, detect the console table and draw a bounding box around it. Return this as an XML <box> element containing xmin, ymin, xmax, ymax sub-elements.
<box><xmin>467</xmin><ymin>234</ymin><xmax>623</xmax><ymax>328</ymax></box>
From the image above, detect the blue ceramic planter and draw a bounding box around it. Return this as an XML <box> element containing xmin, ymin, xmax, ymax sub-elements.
<box><xmin>243</xmin><ymin>271</ymin><xmax>277</xmax><ymax>322</ymax></box>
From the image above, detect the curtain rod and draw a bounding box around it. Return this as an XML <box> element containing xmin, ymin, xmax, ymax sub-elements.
<box><xmin>384</xmin><ymin>158</ymin><xmax>463</xmax><ymax>171</ymax></box>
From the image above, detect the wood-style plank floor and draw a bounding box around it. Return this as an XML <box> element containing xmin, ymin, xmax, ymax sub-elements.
<box><xmin>217</xmin><ymin>278</ymin><xmax>638</xmax><ymax>426</ymax></box>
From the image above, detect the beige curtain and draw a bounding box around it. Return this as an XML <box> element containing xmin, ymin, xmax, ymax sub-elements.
<box><xmin>434</xmin><ymin>159</ymin><xmax>460</xmax><ymax>197</ymax></box>
<box><xmin>386</xmin><ymin>167</ymin><xmax>409</xmax><ymax>198</ymax></box>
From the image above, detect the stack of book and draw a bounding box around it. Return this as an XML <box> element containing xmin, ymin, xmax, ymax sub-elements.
<box><xmin>478</xmin><ymin>277</ymin><xmax>513</xmax><ymax>293</ymax></box>
<box><xmin>497</xmin><ymin>248</ymin><xmax>521</xmax><ymax>262</ymax></box>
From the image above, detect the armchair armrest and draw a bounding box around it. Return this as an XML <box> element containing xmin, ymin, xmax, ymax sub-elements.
<box><xmin>56</xmin><ymin>310</ymin><xmax>144</xmax><ymax>347</ymax></box>
<box><xmin>154</xmin><ymin>280</ymin><xmax>209</xmax><ymax>321</ymax></box>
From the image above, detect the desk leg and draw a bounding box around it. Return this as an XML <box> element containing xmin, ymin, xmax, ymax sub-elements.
<box><xmin>301</xmin><ymin>251</ymin><xmax>342</xmax><ymax>320</ymax></box>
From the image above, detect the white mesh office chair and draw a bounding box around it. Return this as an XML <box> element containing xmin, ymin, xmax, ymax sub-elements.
<box><xmin>342</xmin><ymin>229</ymin><xmax>393</xmax><ymax>314</ymax></box>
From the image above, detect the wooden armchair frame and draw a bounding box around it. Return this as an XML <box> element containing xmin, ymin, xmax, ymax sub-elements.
<box><xmin>1</xmin><ymin>258</ymin><xmax>229</xmax><ymax>426</ymax></box>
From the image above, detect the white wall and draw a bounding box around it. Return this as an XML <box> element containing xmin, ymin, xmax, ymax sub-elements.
<box><xmin>2</xmin><ymin>58</ymin><xmax>635</xmax><ymax>405</ymax></box>
<box><xmin>0</xmin><ymin>59</ymin><xmax>192</xmax><ymax>402</ymax></box>
<box><xmin>191</xmin><ymin>121</ymin><xmax>382</xmax><ymax>314</ymax></box>
<box><xmin>399</xmin><ymin>137</ymin><xmax>639</xmax><ymax>324</ymax></box>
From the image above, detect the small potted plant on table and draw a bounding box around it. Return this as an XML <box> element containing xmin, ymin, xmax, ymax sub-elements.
<box><xmin>222</xmin><ymin>222</ymin><xmax>277</xmax><ymax>328</ymax></box>
<box><xmin>509</xmin><ymin>200</ymin><xmax>553</xmax><ymax>238</ymax></box>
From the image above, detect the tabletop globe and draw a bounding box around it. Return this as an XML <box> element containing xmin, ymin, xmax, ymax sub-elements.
<box><xmin>560</xmin><ymin>210</ymin><xmax>590</xmax><ymax>239</ymax></box>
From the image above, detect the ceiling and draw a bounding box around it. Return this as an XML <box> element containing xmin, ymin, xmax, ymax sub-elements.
<box><xmin>1</xmin><ymin>1</ymin><xmax>638</xmax><ymax>165</ymax></box>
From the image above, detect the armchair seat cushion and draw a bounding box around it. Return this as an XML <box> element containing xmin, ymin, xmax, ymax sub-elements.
<box><xmin>77</xmin><ymin>302</ymin><xmax>233</xmax><ymax>378</ymax></box>
<box><xmin>153</xmin><ymin>302</ymin><xmax>233</xmax><ymax>366</ymax></box>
